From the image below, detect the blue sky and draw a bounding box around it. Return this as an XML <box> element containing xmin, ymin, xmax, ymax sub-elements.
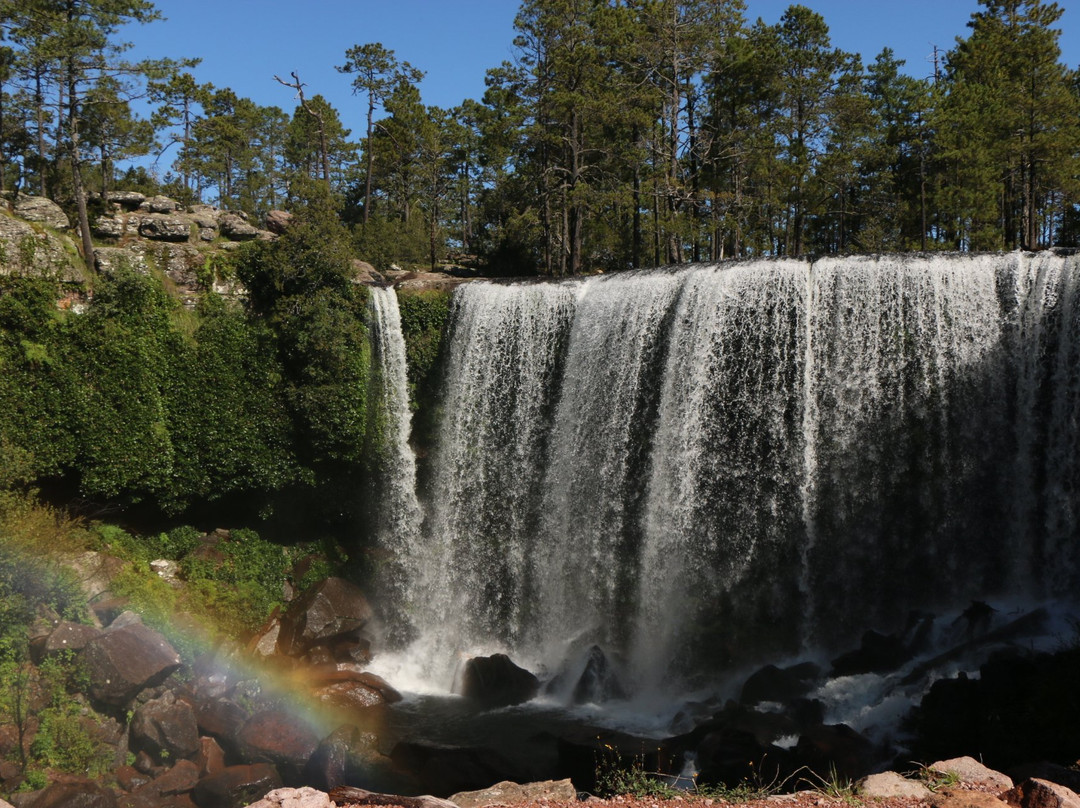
<box><xmin>127</xmin><ymin>0</ymin><xmax>1079</xmax><ymax>144</ymax></box>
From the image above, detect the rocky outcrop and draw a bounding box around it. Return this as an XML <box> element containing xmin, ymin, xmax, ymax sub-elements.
<box><xmin>1003</xmin><ymin>779</ymin><xmax>1080</xmax><ymax>808</ymax></box>
<box><xmin>0</xmin><ymin>211</ymin><xmax>82</xmax><ymax>282</ymax></box>
<box><xmin>236</xmin><ymin>711</ymin><xmax>321</xmax><ymax>785</ymax></box>
<box><xmin>264</xmin><ymin>210</ymin><xmax>293</xmax><ymax>235</ymax></box>
<box><xmin>858</xmin><ymin>771</ymin><xmax>934</xmax><ymax>799</ymax></box>
<box><xmin>137</xmin><ymin>214</ymin><xmax>192</xmax><ymax>242</ymax></box>
<box><xmin>275</xmin><ymin>578</ymin><xmax>374</xmax><ymax>659</ymax></box>
<box><xmin>931</xmin><ymin>756</ymin><xmax>1015</xmax><ymax>791</ymax></box>
<box><xmin>130</xmin><ymin>691</ymin><xmax>201</xmax><ymax>762</ymax></box>
<box><xmin>13</xmin><ymin>195</ymin><xmax>69</xmax><ymax>229</ymax></box>
<box><xmin>193</xmin><ymin>764</ymin><xmax>283</xmax><ymax>808</ymax></box>
<box><xmin>29</xmin><ymin>620</ymin><xmax>102</xmax><ymax>662</ymax></box>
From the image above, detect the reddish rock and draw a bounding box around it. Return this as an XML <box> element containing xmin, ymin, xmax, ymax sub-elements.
<box><xmin>236</xmin><ymin>710</ymin><xmax>320</xmax><ymax>784</ymax></box>
<box><xmin>932</xmin><ymin>756</ymin><xmax>1014</xmax><ymax>791</ymax></box>
<box><xmin>115</xmin><ymin>765</ymin><xmax>151</xmax><ymax>792</ymax></box>
<box><xmin>276</xmin><ymin>578</ymin><xmax>373</xmax><ymax>657</ymax></box>
<box><xmin>194</xmin><ymin>696</ymin><xmax>250</xmax><ymax>741</ymax></box>
<box><xmin>79</xmin><ymin>623</ymin><xmax>181</xmax><ymax>707</ymax></box>
<box><xmin>195</xmin><ymin>736</ymin><xmax>227</xmax><ymax>778</ymax></box>
<box><xmin>138</xmin><ymin>760</ymin><xmax>200</xmax><ymax>798</ymax></box>
<box><xmin>23</xmin><ymin>779</ymin><xmax>118</xmax><ymax>808</ymax></box>
<box><xmin>303</xmin><ymin>725</ymin><xmax>380</xmax><ymax>792</ymax></box>
<box><xmin>131</xmin><ymin>691</ymin><xmax>200</xmax><ymax>761</ymax></box>
<box><xmin>1002</xmin><ymin>779</ymin><xmax>1080</xmax><ymax>808</ymax></box>
<box><xmin>264</xmin><ymin>210</ymin><xmax>293</xmax><ymax>234</ymax></box>
<box><xmin>192</xmin><ymin>763</ymin><xmax>282</xmax><ymax>808</ymax></box>
<box><xmin>933</xmin><ymin>789</ymin><xmax>1013</xmax><ymax>808</ymax></box>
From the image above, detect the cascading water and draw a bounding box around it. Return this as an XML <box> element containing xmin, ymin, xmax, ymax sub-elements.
<box><xmin>366</xmin><ymin>286</ymin><xmax>423</xmax><ymax>636</ymax></box>
<box><xmin>375</xmin><ymin>253</ymin><xmax>1080</xmax><ymax>703</ymax></box>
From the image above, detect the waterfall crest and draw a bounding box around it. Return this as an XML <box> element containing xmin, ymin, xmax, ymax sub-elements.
<box><xmin>380</xmin><ymin>253</ymin><xmax>1080</xmax><ymax>696</ymax></box>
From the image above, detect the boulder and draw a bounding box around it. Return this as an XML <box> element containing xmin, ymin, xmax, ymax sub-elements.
<box><xmin>79</xmin><ymin>622</ymin><xmax>182</xmax><ymax>707</ymax></box>
<box><xmin>106</xmin><ymin>191</ymin><xmax>147</xmax><ymax>209</ymax></box>
<box><xmin>130</xmin><ymin>691</ymin><xmax>201</xmax><ymax>761</ymax></box>
<box><xmin>740</xmin><ymin>661</ymin><xmax>821</xmax><ymax>705</ymax></box>
<box><xmin>931</xmin><ymin>757</ymin><xmax>1014</xmax><ymax>791</ymax></box>
<box><xmin>138</xmin><ymin>215</ymin><xmax>192</xmax><ymax>242</ymax></box>
<box><xmin>92</xmin><ymin>215</ymin><xmax>128</xmax><ymax>239</ymax></box>
<box><xmin>195</xmin><ymin>736</ymin><xmax>228</xmax><ymax>778</ymax></box>
<box><xmin>449</xmin><ymin>778</ymin><xmax>577</xmax><ymax>808</ymax></box>
<box><xmin>116</xmin><ymin>764</ymin><xmax>152</xmax><ymax>792</ymax></box>
<box><xmin>390</xmin><ymin>742</ymin><xmax>526</xmax><ymax>797</ymax></box>
<box><xmin>459</xmin><ymin>653</ymin><xmax>539</xmax><ymax>708</ymax></box>
<box><xmin>1002</xmin><ymin>779</ymin><xmax>1080</xmax><ymax>808</ymax></box>
<box><xmin>571</xmin><ymin>645</ymin><xmax>626</xmax><ymax>704</ymax></box>
<box><xmin>192</xmin><ymin>764</ymin><xmax>282</xmax><ymax>808</ymax></box>
<box><xmin>264</xmin><ymin>210</ymin><xmax>293</xmax><ymax>235</ymax></box>
<box><xmin>220</xmin><ymin>214</ymin><xmax>260</xmax><ymax>241</ymax></box>
<box><xmin>328</xmin><ymin>788</ymin><xmax>458</xmax><ymax>808</ymax></box>
<box><xmin>194</xmin><ymin>696</ymin><xmax>250</xmax><ymax>742</ymax></box>
<box><xmin>137</xmin><ymin>760</ymin><xmax>201</xmax><ymax>798</ymax></box>
<box><xmin>858</xmin><ymin>771</ymin><xmax>933</xmax><ymax>799</ymax></box>
<box><xmin>245</xmin><ymin>787</ymin><xmax>334</xmax><ymax>808</ymax></box>
<box><xmin>13</xmin><ymin>195</ymin><xmax>69</xmax><ymax>229</ymax></box>
<box><xmin>303</xmin><ymin>725</ymin><xmax>378</xmax><ymax>792</ymax></box>
<box><xmin>310</xmin><ymin>676</ymin><xmax>394</xmax><ymax>712</ymax></box>
<box><xmin>188</xmin><ymin>205</ymin><xmax>221</xmax><ymax>229</ymax></box>
<box><xmin>350</xmin><ymin>260</ymin><xmax>383</xmax><ymax>285</ymax></box>
<box><xmin>276</xmin><ymin>578</ymin><xmax>373</xmax><ymax>657</ymax></box>
<box><xmin>236</xmin><ymin>711</ymin><xmax>320</xmax><ymax>784</ymax></box>
<box><xmin>18</xmin><ymin>779</ymin><xmax>118</xmax><ymax>808</ymax></box>
<box><xmin>143</xmin><ymin>195</ymin><xmax>180</xmax><ymax>213</ymax></box>
<box><xmin>693</xmin><ymin>726</ymin><xmax>775</xmax><ymax>787</ymax></box>
<box><xmin>30</xmin><ymin>620</ymin><xmax>102</xmax><ymax>662</ymax></box>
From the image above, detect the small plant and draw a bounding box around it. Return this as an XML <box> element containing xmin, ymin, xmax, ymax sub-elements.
<box><xmin>912</xmin><ymin>763</ymin><xmax>961</xmax><ymax>792</ymax></box>
<box><xmin>594</xmin><ymin>745</ymin><xmax>684</xmax><ymax>799</ymax></box>
<box><xmin>796</xmin><ymin>764</ymin><xmax>859</xmax><ymax>804</ymax></box>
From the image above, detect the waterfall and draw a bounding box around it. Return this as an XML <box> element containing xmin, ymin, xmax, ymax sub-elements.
<box><xmin>381</xmin><ymin>253</ymin><xmax>1080</xmax><ymax>698</ymax></box>
<box><xmin>367</xmin><ymin>286</ymin><xmax>423</xmax><ymax>638</ymax></box>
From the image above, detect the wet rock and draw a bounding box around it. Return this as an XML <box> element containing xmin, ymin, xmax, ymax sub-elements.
<box><xmin>1002</xmin><ymin>779</ymin><xmax>1080</xmax><ymax>808</ymax></box>
<box><xmin>310</xmin><ymin>669</ymin><xmax>400</xmax><ymax>712</ymax></box>
<box><xmin>693</xmin><ymin>726</ymin><xmax>775</xmax><ymax>787</ymax></box>
<box><xmin>740</xmin><ymin>661</ymin><xmax>821</xmax><ymax>705</ymax></box>
<box><xmin>460</xmin><ymin>653</ymin><xmax>539</xmax><ymax>708</ymax></box>
<box><xmin>14</xmin><ymin>195</ymin><xmax>69</xmax><ymax>229</ymax></box>
<box><xmin>931</xmin><ymin>756</ymin><xmax>1013</xmax><ymax>791</ymax></box>
<box><xmin>131</xmin><ymin>691</ymin><xmax>200</xmax><ymax>761</ymax></box>
<box><xmin>830</xmin><ymin>629</ymin><xmax>910</xmax><ymax>676</ymax></box>
<box><xmin>264</xmin><ymin>210</ymin><xmax>293</xmax><ymax>234</ymax></box>
<box><xmin>138</xmin><ymin>214</ymin><xmax>192</xmax><ymax>242</ymax></box>
<box><xmin>192</xmin><ymin>764</ymin><xmax>282</xmax><ymax>808</ymax></box>
<box><xmin>276</xmin><ymin>578</ymin><xmax>373</xmax><ymax>657</ymax></box>
<box><xmin>572</xmin><ymin>645</ymin><xmax>627</xmax><ymax>704</ymax></box>
<box><xmin>450</xmin><ymin>778</ymin><xmax>578</xmax><ymax>808</ymax></box>
<box><xmin>858</xmin><ymin>771</ymin><xmax>933</xmax><ymax>799</ymax></box>
<box><xmin>194</xmin><ymin>696</ymin><xmax>250</xmax><ymax>742</ymax></box>
<box><xmin>80</xmin><ymin>622</ymin><xmax>182</xmax><ymax>707</ymax></box>
<box><xmin>30</xmin><ymin>620</ymin><xmax>102</xmax><ymax>662</ymax></box>
<box><xmin>304</xmin><ymin>725</ymin><xmax>379</xmax><ymax>792</ymax></box>
<box><xmin>236</xmin><ymin>711</ymin><xmax>320</xmax><ymax>785</ymax></box>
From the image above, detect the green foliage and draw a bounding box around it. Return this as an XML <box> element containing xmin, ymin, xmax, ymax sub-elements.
<box><xmin>396</xmin><ymin>288</ymin><xmax>451</xmax><ymax>411</ymax></box>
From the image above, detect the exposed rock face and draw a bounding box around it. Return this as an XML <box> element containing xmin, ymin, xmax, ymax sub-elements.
<box><xmin>0</xmin><ymin>212</ymin><xmax>81</xmax><ymax>282</ymax></box>
<box><xmin>449</xmin><ymin>778</ymin><xmax>578</xmax><ymax>808</ymax></box>
<box><xmin>14</xmin><ymin>195</ymin><xmax>70</xmax><ymax>229</ymax></box>
<box><xmin>79</xmin><ymin>622</ymin><xmax>182</xmax><ymax>707</ymax></box>
<box><xmin>932</xmin><ymin>790</ymin><xmax>1014</xmax><ymax>808</ymax></box>
<box><xmin>138</xmin><ymin>214</ymin><xmax>192</xmax><ymax>242</ymax></box>
<box><xmin>740</xmin><ymin>661</ymin><xmax>821</xmax><ymax>705</ymax></box>
<box><xmin>309</xmin><ymin>669</ymin><xmax>401</xmax><ymax>712</ymax></box>
<box><xmin>106</xmin><ymin>190</ymin><xmax>147</xmax><ymax>209</ymax></box>
<box><xmin>858</xmin><ymin>771</ymin><xmax>934</xmax><ymax>799</ymax></box>
<box><xmin>94</xmin><ymin>246</ymin><xmax>149</xmax><ymax>276</ymax></box>
<box><xmin>130</xmin><ymin>691</ymin><xmax>201</xmax><ymax>761</ymax></box>
<box><xmin>793</xmin><ymin>723</ymin><xmax>875</xmax><ymax>782</ymax></box>
<box><xmin>142</xmin><ymin>195</ymin><xmax>181</xmax><ymax>214</ymax></box>
<box><xmin>276</xmin><ymin>577</ymin><xmax>373</xmax><ymax>658</ymax></box>
<box><xmin>17</xmin><ymin>779</ymin><xmax>118</xmax><ymax>808</ymax></box>
<box><xmin>92</xmin><ymin>215</ymin><xmax>127</xmax><ymax>239</ymax></box>
<box><xmin>459</xmin><ymin>653</ymin><xmax>539</xmax><ymax>707</ymax></box>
